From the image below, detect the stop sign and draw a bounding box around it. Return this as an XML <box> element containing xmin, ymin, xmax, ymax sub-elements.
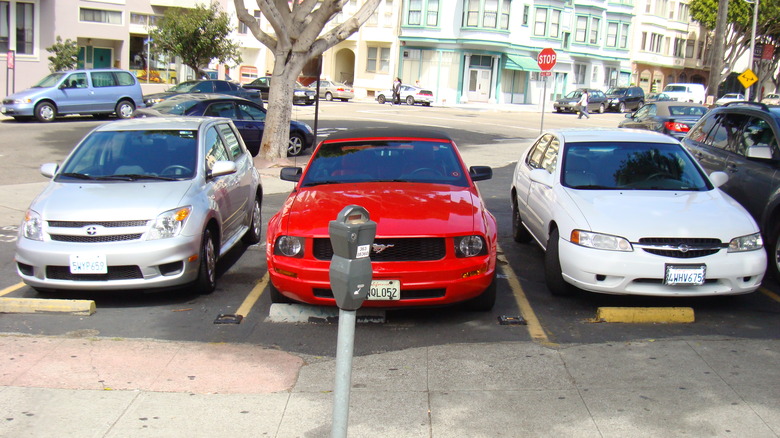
<box><xmin>537</xmin><ymin>48</ymin><xmax>557</xmax><ymax>71</ymax></box>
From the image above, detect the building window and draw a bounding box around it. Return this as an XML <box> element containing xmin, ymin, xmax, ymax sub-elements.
<box><xmin>522</xmin><ymin>5</ymin><xmax>529</xmax><ymax>26</ymax></box>
<box><xmin>0</xmin><ymin>2</ymin><xmax>9</xmax><ymax>52</ymax></box>
<box><xmin>550</xmin><ymin>9</ymin><xmax>560</xmax><ymax>37</ymax></box>
<box><xmin>678</xmin><ymin>3</ymin><xmax>690</xmax><ymax>21</ymax></box>
<box><xmin>483</xmin><ymin>0</ymin><xmax>497</xmax><ymax>28</ymax></box>
<box><xmin>685</xmin><ymin>39</ymin><xmax>695</xmax><ymax>58</ymax></box>
<box><xmin>80</xmin><ymin>8</ymin><xmax>121</xmax><ymax>24</ymax></box>
<box><xmin>575</xmin><ymin>15</ymin><xmax>587</xmax><ymax>43</ymax></box>
<box><xmin>606</xmin><ymin>22</ymin><xmax>617</xmax><ymax>47</ymax></box>
<box><xmin>589</xmin><ymin>17</ymin><xmax>600</xmax><ymax>45</ymax></box>
<box><xmin>619</xmin><ymin>23</ymin><xmax>629</xmax><ymax>49</ymax></box>
<box><xmin>2</xmin><ymin>1</ymin><xmax>35</xmax><ymax>54</ymax></box>
<box><xmin>464</xmin><ymin>0</ymin><xmax>479</xmax><ymax>27</ymax></box>
<box><xmin>427</xmin><ymin>0</ymin><xmax>439</xmax><ymax>26</ymax></box>
<box><xmin>533</xmin><ymin>8</ymin><xmax>547</xmax><ymax>36</ymax></box>
<box><xmin>574</xmin><ymin>63</ymin><xmax>586</xmax><ymax>84</ymax></box>
<box><xmin>408</xmin><ymin>0</ymin><xmax>422</xmax><ymax>25</ymax></box>
<box><xmin>500</xmin><ymin>1</ymin><xmax>509</xmax><ymax>29</ymax></box>
<box><xmin>674</xmin><ymin>37</ymin><xmax>685</xmax><ymax>58</ymax></box>
<box><xmin>238</xmin><ymin>10</ymin><xmax>261</xmax><ymax>34</ymax></box>
<box><xmin>367</xmin><ymin>46</ymin><xmax>390</xmax><ymax>73</ymax></box>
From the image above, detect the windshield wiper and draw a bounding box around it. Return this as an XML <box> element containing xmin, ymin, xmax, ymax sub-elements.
<box><xmin>97</xmin><ymin>174</ymin><xmax>177</xmax><ymax>181</ymax></box>
<box><xmin>302</xmin><ymin>180</ymin><xmax>343</xmax><ymax>187</ymax></box>
<box><xmin>59</xmin><ymin>172</ymin><xmax>94</xmax><ymax>180</ymax></box>
<box><xmin>570</xmin><ymin>184</ymin><xmax>615</xmax><ymax>189</ymax></box>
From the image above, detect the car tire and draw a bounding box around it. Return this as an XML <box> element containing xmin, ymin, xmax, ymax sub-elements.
<box><xmin>287</xmin><ymin>132</ymin><xmax>305</xmax><ymax>157</ymax></box>
<box><xmin>115</xmin><ymin>100</ymin><xmax>135</xmax><ymax>119</ymax></box>
<box><xmin>340</xmin><ymin>98</ymin><xmax>349</xmax><ymax>102</ymax></box>
<box><xmin>767</xmin><ymin>222</ymin><xmax>780</xmax><ymax>281</ymax></box>
<box><xmin>598</xmin><ymin>103</ymin><xmax>606</xmax><ymax>114</ymax></box>
<box><xmin>556</xmin><ymin>108</ymin><xmax>563</xmax><ymax>113</ymax></box>
<box><xmin>636</xmin><ymin>100</ymin><xmax>644</xmax><ymax>110</ymax></box>
<box><xmin>377</xmin><ymin>95</ymin><xmax>386</xmax><ymax>104</ymax></box>
<box><xmin>423</xmin><ymin>102</ymin><xmax>431</xmax><ymax>106</ymax></box>
<box><xmin>544</xmin><ymin>228</ymin><xmax>574</xmax><ymax>296</ymax></box>
<box><xmin>194</xmin><ymin>228</ymin><xmax>218</xmax><ymax>295</ymax></box>
<box><xmin>512</xmin><ymin>200</ymin><xmax>533</xmax><ymax>243</ymax></box>
<box><xmin>464</xmin><ymin>275</ymin><xmax>497</xmax><ymax>311</ymax></box>
<box><xmin>325</xmin><ymin>92</ymin><xmax>333</xmax><ymax>101</ymax></box>
<box><xmin>269</xmin><ymin>282</ymin><xmax>293</xmax><ymax>304</ymax></box>
<box><xmin>618</xmin><ymin>102</ymin><xmax>626</xmax><ymax>113</ymax></box>
<box><xmin>242</xmin><ymin>194</ymin><xmax>262</xmax><ymax>245</ymax></box>
<box><xmin>34</xmin><ymin>102</ymin><xmax>56</xmax><ymax>123</ymax></box>
<box><xmin>406</xmin><ymin>96</ymin><xmax>415</xmax><ymax>105</ymax></box>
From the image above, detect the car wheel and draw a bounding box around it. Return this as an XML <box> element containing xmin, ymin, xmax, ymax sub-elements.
<box><xmin>115</xmin><ymin>100</ymin><xmax>135</xmax><ymax>119</ymax></box>
<box><xmin>598</xmin><ymin>103</ymin><xmax>606</xmax><ymax>114</ymax></box>
<box><xmin>512</xmin><ymin>200</ymin><xmax>533</xmax><ymax>243</ymax></box>
<box><xmin>377</xmin><ymin>95</ymin><xmax>386</xmax><ymax>104</ymax></box>
<box><xmin>618</xmin><ymin>102</ymin><xmax>626</xmax><ymax>113</ymax></box>
<box><xmin>194</xmin><ymin>228</ymin><xmax>218</xmax><ymax>295</ymax></box>
<box><xmin>544</xmin><ymin>228</ymin><xmax>574</xmax><ymax>296</ymax></box>
<box><xmin>325</xmin><ymin>92</ymin><xmax>333</xmax><ymax>101</ymax></box>
<box><xmin>269</xmin><ymin>283</ymin><xmax>293</xmax><ymax>304</ymax></box>
<box><xmin>242</xmin><ymin>194</ymin><xmax>262</xmax><ymax>245</ymax></box>
<box><xmin>464</xmin><ymin>275</ymin><xmax>496</xmax><ymax>311</ymax></box>
<box><xmin>636</xmin><ymin>100</ymin><xmax>644</xmax><ymax>110</ymax></box>
<box><xmin>406</xmin><ymin>96</ymin><xmax>415</xmax><ymax>105</ymax></box>
<box><xmin>556</xmin><ymin>108</ymin><xmax>563</xmax><ymax>113</ymax></box>
<box><xmin>767</xmin><ymin>222</ymin><xmax>780</xmax><ymax>281</ymax></box>
<box><xmin>34</xmin><ymin>102</ymin><xmax>56</xmax><ymax>122</ymax></box>
<box><xmin>287</xmin><ymin>132</ymin><xmax>305</xmax><ymax>157</ymax></box>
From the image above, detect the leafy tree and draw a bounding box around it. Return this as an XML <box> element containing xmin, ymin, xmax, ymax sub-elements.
<box><xmin>150</xmin><ymin>3</ymin><xmax>242</xmax><ymax>79</ymax></box>
<box><xmin>234</xmin><ymin>0</ymin><xmax>381</xmax><ymax>159</ymax></box>
<box><xmin>45</xmin><ymin>36</ymin><xmax>79</xmax><ymax>72</ymax></box>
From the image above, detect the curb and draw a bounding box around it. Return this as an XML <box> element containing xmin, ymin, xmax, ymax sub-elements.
<box><xmin>0</xmin><ymin>297</ymin><xmax>96</xmax><ymax>315</ymax></box>
<box><xmin>595</xmin><ymin>307</ymin><xmax>695</xmax><ymax>323</ymax></box>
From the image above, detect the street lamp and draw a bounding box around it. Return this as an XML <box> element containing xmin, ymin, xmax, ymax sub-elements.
<box><xmin>745</xmin><ymin>0</ymin><xmax>759</xmax><ymax>101</ymax></box>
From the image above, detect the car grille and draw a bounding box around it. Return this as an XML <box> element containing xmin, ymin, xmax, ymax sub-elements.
<box><xmin>46</xmin><ymin>265</ymin><xmax>143</xmax><ymax>281</ymax></box>
<box><xmin>313</xmin><ymin>238</ymin><xmax>446</xmax><ymax>261</ymax></box>
<box><xmin>637</xmin><ymin>237</ymin><xmax>724</xmax><ymax>258</ymax></box>
<box><xmin>50</xmin><ymin>234</ymin><xmax>144</xmax><ymax>243</ymax></box>
<box><xmin>48</xmin><ymin>220</ymin><xmax>149</xmax><ymax>227</ymax></box>
<box><xmin>47</xmin><ymin>220</ymin><xmax>149</xmax><ymax>243</ymax></box>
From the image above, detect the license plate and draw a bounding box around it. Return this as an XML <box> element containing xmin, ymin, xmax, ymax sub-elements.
<box><xmin>69</xmin><ymin>254</ymin><xmax>107</xmax><ymax>274</ymax></box>
<box><xmin>664</xmin><ymin>264</ymin><xmax>706</xmax><ymax>286</ymax></box>
<box><xmin>367</xmin><ymin>279</ymin><xmax>400</xmax><ymax>300</ymax></box>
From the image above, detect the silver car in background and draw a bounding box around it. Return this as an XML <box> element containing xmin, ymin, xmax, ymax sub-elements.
<box><xmin>15</xmin><ymin>117</ymin><xmax>262</xmax><ymax>294</ymax></box>
<box><xmin>316</xmin><ymin>80</ymin><xmax>355</xmax><ymax>101</ymax></box>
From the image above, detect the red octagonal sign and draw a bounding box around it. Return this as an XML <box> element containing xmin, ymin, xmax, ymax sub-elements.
<box><xmin>537</xmin><ymin>48</ymin><xmax>557</xmax><ymax>71</ymax></box>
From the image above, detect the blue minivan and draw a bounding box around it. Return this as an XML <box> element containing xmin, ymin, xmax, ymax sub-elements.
<box><xmin>1</xmin><ymin>69</ymin><xmax>144</xmax><ymax>122</ymax></box>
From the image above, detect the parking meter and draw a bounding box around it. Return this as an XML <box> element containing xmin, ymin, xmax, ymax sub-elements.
<box><xmin>328</xmin><ymin>205</ymin><xmax>376</xmax><ymax>310</ymax></box>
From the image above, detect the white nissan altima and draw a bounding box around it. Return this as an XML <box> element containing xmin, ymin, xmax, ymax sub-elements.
<box><xmin>510</xmin><ymin>128</ymin><xmax>767</xmax><ymax>297</ymax></box>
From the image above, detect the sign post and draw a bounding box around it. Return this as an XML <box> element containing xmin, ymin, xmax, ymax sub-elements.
<box><xmin>537</xmin><ymin>48</ymin><xmax>557</xmax><ymax>134</ymax></box>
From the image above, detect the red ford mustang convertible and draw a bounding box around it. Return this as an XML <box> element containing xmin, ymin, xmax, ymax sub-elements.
<box><xmin>266</xmin><ymin>128</ymin><xmax>498</xmax><ymax>310</ymax></box>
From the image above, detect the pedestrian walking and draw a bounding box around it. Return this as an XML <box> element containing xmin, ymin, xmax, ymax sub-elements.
<box><xmin>577</xmin><ymin>89</ymin><xmax>590</xmax><ymax>119</ymax></box>
<box><xmin>392</xmin><ymin>77</ymin><xmax>402</xmax><ymax>105</ymax></box>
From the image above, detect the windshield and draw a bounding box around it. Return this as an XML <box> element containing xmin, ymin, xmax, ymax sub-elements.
<box><xmin>565</xmin><ymin>90</ymin><xmax>582</xmax><ymax>99</ymax></box>
<box><xmin>562</xmin><ymin>142</ymin><xmax>710</xmax><ymax>191</ymax></box>
<box><xmin>58</xmin><ymin>130</ymin><xmax>198</xmax><ymax>181</ymax></box>
<box><xmin>168</xmin><ymin>81</ymin><xmax>201</xmax><ymax>92</ymax></box>
<box><xmin>607</xmin><ymin>88</ymin><xmax>627</xmax><ymax>95</ymax></box>
<box><xmin>300</xmin><ymin>139</ymin><xmax>468</xmax><ymax>187</ymax></box>
<box><xmin>33</xmin><ymin>73</ymin><xmax>66</xmax><ymax>88</ymax></box>
<box><xmin>151</xmin><ymin>99</ymin><xmax>201</xmax><ymax>115</ymax></box>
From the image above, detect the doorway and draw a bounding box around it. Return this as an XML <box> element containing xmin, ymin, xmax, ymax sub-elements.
<box><xmin>467</xmin><ymin>69</ymin><xmax>491</xmax><ymax>102</ymax></box>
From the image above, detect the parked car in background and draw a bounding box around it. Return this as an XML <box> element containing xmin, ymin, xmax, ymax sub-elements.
<box><xmin>618</xmin><ymin>101</ymin><xmax>709</xmax><ymax>139</ymax></box>
<box><xmin>376</xmin><ymin>84</ymin><xmax>434</xmax><ymax>106</ymax></box>
<box><xmin>315</xmin><ymin>80</ymin><xmax>354</xmax><ymax>101</ymax></box>
<box><xmin>760</xmin><ymin>93</ymin><xmax>780</xmax><ymax>105</ymax></box>
<box><xmin>681</xmin><ymin>102</ymin><xmax>780</xmax><ymax>280</ymax></box>
<box><xmin>1</xmin><ymin>69</ymin><xmax>144</xmax><ymax>122</ymax></box>
<box><xmin>662</xmin><ymin>83</ymin><xmax>706</xmax><ymax>104</ymax></box>
<box><xmin>605</xmin><ymin>86</ymin><xmax>645</xmax><ymax>113</ymax></box>
<box><xmin>715</xmin><ymin>93</ymin><xmax>745</xmax><ymax>106</ymax></box>
<box><xmin>268</xmin><ymin>128</ymin><xmax>497</xmax><ymax>310</ymax></box>
<box><xmin>646</xmin><ymin>92</ymin><xmax>675</xmax><ymax>102</ymax></box>
<box><xmin>133</xmin><ymin>94</ymin><xmax>315</xmax><ymax>157</ymax></box>
<box><xmin>15</xmin><ymin>117</ymin><xmax>263</xmax><ymax>294</ymax></box>
<box><xmin>511</xmin><ymin>128</ymin><xmax>765</xmax><ymax>297</ymax></box>
<box><xmin>242</xmin><ymin>76</ymin><xmax>316</xmax><ymax>105</ymax></box>
<box><xmin>553</xmin><ymin>89</ymin><xmax>608</xmax><ymax>114</ymax></box>
<box><xmin>142</xmin><ymin>80</ymin><xmax>263</xmax><ymax>107</ymax></box>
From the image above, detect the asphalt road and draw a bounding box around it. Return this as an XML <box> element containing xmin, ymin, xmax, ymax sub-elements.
<box><xmin>0</xmin><ymin>101</ymin><xmax>778</xmax><ymax>357</ymax></box>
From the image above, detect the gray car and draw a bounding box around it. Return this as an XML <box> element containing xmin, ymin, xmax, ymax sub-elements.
<box><xmin>15</xmin><ymin>117</ymin><xmax>262</xmax><ymax>294</ymax></box>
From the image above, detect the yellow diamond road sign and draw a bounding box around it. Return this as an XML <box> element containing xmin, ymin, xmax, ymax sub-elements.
<box><xmin>738</xmin><ymin>69</ymin><xmax>758</xmax><ymax>89</ymax></box>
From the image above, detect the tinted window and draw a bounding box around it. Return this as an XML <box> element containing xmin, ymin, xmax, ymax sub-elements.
<box><xmin>204</xmin><ymin>102</ymin><xmax>236</xmax><ymax>118</ymax></box>
<box><xmin>116</xmin><ymin>72</ymin><xmax>136</xmax><ymax>86</ymax></box>
<box><xmin>64</xmin><ymin>73</ymin><xmax>87</xmax><ymax>89</ymax></box>
<box><xmin>218</xmin><ymin>124</ymin><xmax>243</xmax><ymax>160</ymax></box>
<box><xmin>91</xmin><ymin>72</ymin><xmax>118</xmax><ymax>87</ymax></box>
<box><xmin>194</xmin><ymin>82</ymin><xmax>213</xmax><ymax>93</ymax></box>
<box><xmin>739</xmin><ymin>116</ymin><xmax>777</xmax><ymax>157</ymax></box>
<box><xmin>710</xmin><ymin>113</ymin><xmax>748</xmax><ymax>151</ymax></box>
<box><xmin>204</xmin><ymin>126</ymin><xmax>229</xmax><ymax>172</ymax></box>
<box><xmin>214</xmin><ymin>81</ymin><xmax>230</xmax><ymax>92</ymax></box>
<box><xmin>151</xmin><ymin>99</ymin><xmax>200</xmax><ymax>115</ymax></box>
<box><xmin>237</xmin><ymin>103</ymin><xmax>265</xmax><ymax>121</ymax></box>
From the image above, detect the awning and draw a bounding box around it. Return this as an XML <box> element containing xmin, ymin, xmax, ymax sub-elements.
<box><xmin>505</xmin><ymin>54</ymin><xmax>541</xmax><ymax>72</ymax></box>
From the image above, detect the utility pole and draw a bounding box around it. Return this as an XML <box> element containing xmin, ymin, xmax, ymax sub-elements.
<box><xmin>707</xmin><ymin>0</ymin><xmax>730</xmax><ymax>103</ymax></box>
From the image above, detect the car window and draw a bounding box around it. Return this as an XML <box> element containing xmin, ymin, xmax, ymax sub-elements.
<box><xmin>64</xmin><ymin>73</ymin><xmax>87</xmax><ymax>89</ymax></box>
<box><xmin>194</xmin><ymin>82</ymin><xmax>213</xmax><ymax>93</ymax></box>
<box><xmin>214</xmin><ymin>81</ymin><xmax>230</xmax><ymax>92</ymax></box>
<box><xmin>540</xmin><ymin>137</ymin><xmax>559</xmax><ymax>173</ymax></box>
<box><xmin>204</xmin><ymin>102</ymin><xmax>236</xmax><ymax>118</ymax></box>
<box><xmin>237</xmin><ymin>103</ymin><xmax>265</xmax><ymax>121</ymax></box>
<box><xmin>226</xmin><ymin>82</ymin><xmax>240</xmax><ymax>91</ymax></box>
<box><xmin>669</xmin><ymin>105</ymin><xmax>702</xmax><ymax>116</ymax></box>
<box><xmin>204</xmin><ymin>126</ymin><xmax>230</xmax><ymax>172</ymax></box>
<box><xmin>115</xmin><ymin>72</ymin><xmax>136</xmax><ymax>86</ymax></box>
<box><xmin>709</xmin><ymin>113</ymin><xmax>749</xmax><ymax>151</ymax></box>
<box><xmin>527</xmin><ymin>134</ymin><xmax>552</xmax><ymax>169</ymax></box>
<box><xmin>634</xmin><ymin>105</ymin><xmax>653</xmax><ymax>119</ymax></box>
<box><xmin>218</xmin><ymin>123</ymin><xmax>243</xmax><ymax>160</ymax></box>
<box><xmin>91</xmin><ymin>71</ymin><xmax>118</xmax><ymax>87</ymax></box>
<box><xmin>738</xmin><ymin>117</ymin><xmax>778</xmax><ymax>157</ymax></box>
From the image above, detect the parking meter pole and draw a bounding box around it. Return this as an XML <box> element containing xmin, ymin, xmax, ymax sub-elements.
<box><xmin>540</xmin><ymin>76</ymin><xmax>548</xmax><ymax>134</ymax></box>
<box><xmin>331</xmin><ymin>308</ymin><xmax>356</xmax><ymax>438</ymax></box>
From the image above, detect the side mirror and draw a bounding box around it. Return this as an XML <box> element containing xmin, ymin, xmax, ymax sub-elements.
<box><xmin>529</xmin><ymin>168</ymin><xmax>554</xmax><ymax>187</ymax></box>
<box><xmin>209</xmin><ymin>161</ymin><xmax>237</xmax><ymax>178</ymax></box>
<box><xmin>709</xmin><ymin>171</ymin><xmax>728</xmax><ymax>188</ymax></box>
<box><xmin>746</xmin><ymin>145</ymin><xmax>773</xmax><ymax>160</ymax></box>
<box><xmin>40</xmin><ymin>163</ymin><xmax>58</xmax><ymax>178</ymax></box>
<box><xmin>280</xmin><ymin>167</ymin><xmax>302</xmax><ymax>182</ymax></box>
<box><xmin>469</xmin><ymin>166</ymin><xmax>492</xmax><ymax>181</ymax></box>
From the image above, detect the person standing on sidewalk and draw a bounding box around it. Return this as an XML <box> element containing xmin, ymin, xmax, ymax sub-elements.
<box><xmin>392</xmin><ymin>77</ymin><xmax>402</xmax><ymax>105</ymax></box>
<box><xmin>577</xmin><ymin>89</ymin><xmax>590</xmax><ymax>119</ymax></box>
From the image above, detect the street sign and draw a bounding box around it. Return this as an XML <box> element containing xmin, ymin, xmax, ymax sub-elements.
<box><xmin>540</xmin><ymin>71</ymin><xmax>552</xmax><ymax>77</ymax></box>
<box><xmin>738</xmin><ymin>69</ymin><xmax>758</xmax><ymax>89</ymax></box>
<box><xmin>537</xmin><ymin>48</ymin><xmax>557</xmax><ymax>71</ymax></box>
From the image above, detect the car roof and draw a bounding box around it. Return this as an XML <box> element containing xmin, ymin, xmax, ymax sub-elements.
<box><xmin>163</xmin><ymin>93</ymin><xmax>254</xmax><ymax>103</ymax></box>
<box><xmin>93</xmin><ymin>116</ymin><xmax>217</xmax><ymax>132</ymax></box>
<box><xmin>323</xmin><ymin>127</ymin><xmax>454</xmax><ymax>143</ymax></box>
<box><xmin>547</xmin><ymin>128</ymin><xmax>680</xmax><ymax>144</ymax></box>
<box><xmin>652</xmin><ymin>101</ymin><xmax>708</xmax><ymax>109</ymax></box>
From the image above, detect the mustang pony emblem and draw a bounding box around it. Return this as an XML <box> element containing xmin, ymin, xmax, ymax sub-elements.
<box><xmin>372</xmin><ymin>243</ymin><xmax>395</xmax><ymax>254</ymax></box>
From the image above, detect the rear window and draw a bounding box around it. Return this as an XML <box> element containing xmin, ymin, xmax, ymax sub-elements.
<box><xmin>116</xmin><ymin>72</ymin><xmax>136</xmax><ymax>86</ymax></box>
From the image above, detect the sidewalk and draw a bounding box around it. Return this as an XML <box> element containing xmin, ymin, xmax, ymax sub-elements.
<box><xmin>1</xmin><ymin>334</ymin><xmax>778</xmax><ymax>437</ymax></box>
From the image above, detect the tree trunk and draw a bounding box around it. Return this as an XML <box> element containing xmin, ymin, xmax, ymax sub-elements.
<box><xmin>259</xmin><ymin>54</ymin><xmax>308</xmax><ymax>159</ymax></box>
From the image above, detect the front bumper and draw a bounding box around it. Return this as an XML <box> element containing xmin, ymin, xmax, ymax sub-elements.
<box><xmin>0</xmin><ymin>102</ymin><xmax>35</xmax><ymax>117</ymax></box>
<box><xmin>558</xmin><ymin>239</ymin><xmax>766</xmax><ymax>296</ymax></box>
<box><xmin>293</xmin><ymin>94</ymin><xmax>316</xmax><ymax>105</ymax></box>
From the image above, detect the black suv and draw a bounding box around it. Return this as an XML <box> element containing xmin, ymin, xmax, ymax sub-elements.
<box><xmin>681</xmin><ymin>102</ymin><xmax>780</xmax><ymax>278</ymax></box>
<box><xmin>606</xmin><ymin>86</ymin><xmax>645</xmax><ymax>113</ymax></box>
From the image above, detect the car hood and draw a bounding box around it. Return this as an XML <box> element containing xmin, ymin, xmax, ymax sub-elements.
<box><xmin>563</xmin><ymin>189</ymin><xmax>758</xmax><ymax>240</ymax></box>
<box><xmin>281</xmin><ymin>184</ymin><xmax>481</xmax><ymax>237</ymax></box>
<box><xmin>31</xmin><ymin>180</ymin><xmax>194</xmax><ymax>221</ymax></box>
<box><xmin>606</xmin><ymin>93</ymin><xmax>626</xmax><ymax>98</ymax></box>
<box><xmin>4</xmin><ymin>87</ymin><xmax>53</xmax><ymax>101</ymax></box>
<box><xmin>556</xmin><ymin>97</ymin><xmax>578</xmax><ymax>104</ymax></box>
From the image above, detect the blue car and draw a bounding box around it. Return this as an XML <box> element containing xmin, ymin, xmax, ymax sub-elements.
<box><xmin>133</xmin><ymin>94</ymin><xmax>315</xmax><ymax>156</ymax></box>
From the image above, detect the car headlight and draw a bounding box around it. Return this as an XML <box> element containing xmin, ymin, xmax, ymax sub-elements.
<box><xmin>294</xmin><ymin>90</ymin><xmax>305</xmax><ymax>96</ymax></box>
<box><xmin>12</xmin><ymin>98</ymin><xmax>32</xmax><ymax>104</ymax></box>
<box><xmin>147</xmin><ymin>206</ymin><xmax>191</xmax><ymax>240</ymax></box>
<box><xmin>571</xmin><ymin>230</ymin><xmax>633</xmax><ymax>251</ymax></box>
<box><xmin>455</xmin><ymin>235</ymin><xmax>487</xmax><ymax>257</ymax></box>
<box><xmin>22</xmin><ymin>209</ymin><xmax>43</xmax><ymax>241</ymax></box>
<box><xmin>145</xmin><ymin>98</ymin><xmax>164</xmax><ymax>105</ymax></box>
<box><xmin>728</xmin><ymin>233</ymin><xmax>763</xmax><ymax>252</ymax></box>
<box><xmin>275</xmin><ymin>236</ymin><xmax>304</xmax><ymax>257</ymax></box>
